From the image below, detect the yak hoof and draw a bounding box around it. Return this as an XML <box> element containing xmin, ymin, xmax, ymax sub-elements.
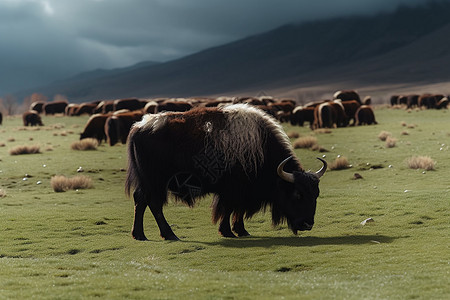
<box><xmin>132</xmin><ymin>232</ymin><xmax>148</xmax><ymax>241</ymax></box>
<box><xmin>236</xmin><ymin>231</ymin><xmax>251</xmax><ymax>237</ymax></box>
<box><xmin>219</xmin><ymin>230</ymin><xmax>237</xmax><ymax>238</ymax></box>
<box><xmin>162</xmin><ymin>234</ymin><xmax>180</xmax><ymax>241</ymax></box>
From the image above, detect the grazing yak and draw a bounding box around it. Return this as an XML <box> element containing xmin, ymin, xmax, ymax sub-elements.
<box><xmin>340</xmin><ymin>100</ymin><xmax>361</xmax><ymax>126</ymax></box>
<box><xmin>329</xmin><ymin>101</ymin><xmax>348</xmax><ymax>127</ymax></box>
<box><xmin>407</xmin><ymin>95</ymin><xmax>420</xmax><ymax>108</ymax></box>
<box><xmin>333</xmin><ymin>90</ymin><xmax>361</xmax><ymax>104</ymax></box>
<box><xmin>290</xmin><ymin>106</ymin><xmax>315</xmax><ymax>128</ymax></box>
<box><xmin>65</xmin><ymin>103</ymin><xmax>79</xmax><ymax>116</ymax></box>
<box><xmin>105</xmin><ymin>111</ymin><xmax>144</xmax><ymax>146</ymax></box>
<box><xmin>157</xmin><ymin>100</ymin><xmax>193</xmax><ymax>112</ymax></box>
<box><xmin>30</xmin><ymin>101</ymin><xmax>45</xmax><ymax>114</ymax></box>
<box><xmin>418</xmin><ymin>94</ymin><xmax>445</xmax><ymax>109</ymax></box>
<box><xmin>436</xmin><ymin>97</ymin><xmax>449</xmax><ymax>109</ymax></box>
<box><xmin>143</xmin><ymin>101</ymin><xmax>158</xmax><ymax>114</ymax></box>
<box><xmin>43</xmin><ymin>101</ymin><xmax>68</xmax><ymax>115</ymax></box>
<box><xmin>74</xmin><ymin>102</ymin><xmax>98</xmax><ymax>116</ymax></box>
<box><xmin>125</xmin><ymin>104</ymin><xmax>327</xmax><ymax>241</ymax></box>
<box><xmin>94</xmin><ymin>100</ymin><xmax>115</xmax><ymax>114</ymax></box>
<box><xmin>113</xmin><ymin>98</ymin><xmax>146</xmax><ymax>112</ymax></box>
<box><xmin>23</xmin><ymin>110</ymin><xmax>43</xmax><ymax>126</ymax></box>
<box><xmin>390</xmin><ymin>95</ymin><xmax>399</xmax><ymax>106</ymax></box>
<box><xmin>80</xmin><ymin>113</ymin><xmax>112</xmax><ymax>143</ymax></box>
<box><xmin>355</xmin><ymin>105</ymin><xmax>377</xmax><ymax>125</ymax></box>
<box><xmin>313</xmin><ymin>102</ymin><xmax>337</xmax><ymax>129</ymax></box>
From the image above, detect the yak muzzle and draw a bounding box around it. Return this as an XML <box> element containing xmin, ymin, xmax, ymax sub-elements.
<box><xmin>292</xmin><ymin>222</ymin><xmax>314</xmax><ymax>235</ymax></box>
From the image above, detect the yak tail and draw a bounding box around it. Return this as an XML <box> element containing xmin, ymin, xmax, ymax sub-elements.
<box><xmin>125</xmin><ymin>127</ymin><xmax>141</xmax><ymax>197</ymax></box>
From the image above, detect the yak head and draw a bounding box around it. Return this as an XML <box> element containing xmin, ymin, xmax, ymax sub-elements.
<box><xmin>276</xmin><ymin>156</ymin><xmax>327</xmax><ymax>234</ymax></box>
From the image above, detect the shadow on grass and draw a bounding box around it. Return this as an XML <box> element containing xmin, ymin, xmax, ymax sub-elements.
<box><xmin>197</xmin><ymin>235</ymin><xmax>397</xmax><ymax>248</ymax></box>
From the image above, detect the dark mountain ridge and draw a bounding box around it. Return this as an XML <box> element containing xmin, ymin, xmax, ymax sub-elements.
<box><xmin>12</xmin><ymin>1</ymin><xmax>450</xmax><ymax>102</ymax></box>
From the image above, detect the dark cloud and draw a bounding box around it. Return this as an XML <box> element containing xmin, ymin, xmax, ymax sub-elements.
<box><xmin>0</xmin><ymin>0</ymin><xmax>433</xmax><ymax>95</ymax></box>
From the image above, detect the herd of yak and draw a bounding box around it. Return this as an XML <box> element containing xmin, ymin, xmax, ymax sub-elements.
<box><xmin>1</xmin><ymin>90</ymin><xmax>447</xmax><ymax>146</ymax></box>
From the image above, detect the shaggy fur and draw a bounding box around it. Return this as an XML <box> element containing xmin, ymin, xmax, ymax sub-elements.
<box><xmin>135</xmin><ymin>104</ymin><xmax>295</xmax><ymax>174</ymax></box>
<box><xmin>126</xmin><ymin>104</ymin><xmax>323</xmax><ymax>240</ymax></box>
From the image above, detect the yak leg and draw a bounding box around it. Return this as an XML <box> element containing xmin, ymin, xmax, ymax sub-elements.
<box><xmin>218</xmin><ymin>208</ymin><xmax>237</xmax><ymax>238</ymax></box>
<box><xmin>131</xmin><ymin>188</ymin><xmax>148</xmax><ymax>241</ymax></box>
<box><xmin>148</xmin><ymin>192</ymin><xmax>179</xmax><ymax>241</ymax></box>
<box><xmin>232</xmin><ymin>212</ymin><xmax>250</xmax><ymax>237</ymax></box>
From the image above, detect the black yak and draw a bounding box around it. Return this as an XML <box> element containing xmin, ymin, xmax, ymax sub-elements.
<box><xmin>23</xmin><ymin>110</ymin><xmax>43</xmax><ymax>126</ymax></box>
<box><xmin>43</xmin><ymin>101</ymin><xmax>68</xmax><ymax>115</ymax></box>
<box><xmin>125</xmin><ymin>104</ymin><xmax>326</xmax><ymax>241</ymax></box>
<box><xmin>355</xmin><ymin>105</ymin><xmax>377</xmax><ymax>125</ymax></box>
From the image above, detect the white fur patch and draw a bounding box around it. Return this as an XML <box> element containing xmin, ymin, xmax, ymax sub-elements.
<box><xmin>218</xmin><ymin>104</ymin><xmax>293</xmax><ymax>173</ymax></box>
<box><xmin>134</xmin><ymin>113</ymin><xmax>170</xmax><ymax>132</ymax></box>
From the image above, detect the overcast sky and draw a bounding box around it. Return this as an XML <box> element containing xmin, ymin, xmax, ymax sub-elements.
<box><xmin>0</xmin><ymin>0</ymin><xmax>432</xmax><ymax>95</ymax></box>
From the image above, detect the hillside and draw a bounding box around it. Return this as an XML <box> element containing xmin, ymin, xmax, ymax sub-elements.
<box><xmin>13</xmin><ymin>2</ymin><xmax>450</xmax><ymax>102</ymax></box>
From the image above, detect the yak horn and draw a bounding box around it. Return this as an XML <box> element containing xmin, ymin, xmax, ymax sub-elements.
<box><xmin>277</xmin><ymin>156</ymin><xmax>295</xmax><ymax>183</ymax></box>
<box><xmin>315</xmin><ymin>157</ymin><xmax>327</xmax><ymax>178</ymax></box>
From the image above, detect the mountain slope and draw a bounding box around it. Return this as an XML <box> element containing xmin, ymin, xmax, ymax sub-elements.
<box><xmin>14</xmin><ymin>1</ymin><xmax>450</xmax><ymax>101</ymax></box>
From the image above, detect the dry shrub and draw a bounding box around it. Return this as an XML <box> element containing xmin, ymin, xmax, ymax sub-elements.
<box><xmin>401</xmin><ymin>121</ymin><xmax>407</xmax><ymax>127</ymax></box>
<box><xmin>385</xmin><ymin>137</ymin><xmax>397</xmax><ymax>148</ymax></box>
<box><xmin>407</xmin><ymin>124</ymin><xmax>416</xmax><ymax>129</ymax></box>
<box><xmin>378</xmin><ymin>131</ymin><xmax>391</xmax><ymax>141</ymax></box>
<box><xmin>0</xmin><ymin>143</ymin><xmax>5</xmax><ymax>147</ymax></box>
<box><xmin>7</xmin><ymin>138</ymin><xmax>15</xmax><ymax>142</ymax></box>
<box><xmin>406</xmin><ymin>156</ymin><xmax>435</xmax><ymax>171</ymax></box>
<box><xmin>9</xmin><ymin>145</ymin><xmax>41</xmax><ymax>155</ymax></box>
<box><xmin>311</xmin><ymin>144</ymin><xmax>328</xmax><ymax>152</ymax></box>
<box><xmin>293</xmin><ymin>136</ymin><xmax>318</xmax><ymax>149</ymax></box>
<box><xmin>287</xmin><ymin>131</ymin><xmax>300</xmax><ymax>139</ymax></box>
<box><xmin>51</xmin><ymin>175</ymin><xmax>93</xmax><ymax>192</ymax></box>
<box><xmin>401</xmin><ymin>131</ymin><xmax>409</xmax><ymax>135</ymax></box>
<box><xmin>329</xmin><ymin>156</ymin><xmax>351</xmax><ymax>170</ymax></box>
<box><xmin>71</xmin><ymin>138</ymin><xmax>98</xmax><ymax>151</ymax></box>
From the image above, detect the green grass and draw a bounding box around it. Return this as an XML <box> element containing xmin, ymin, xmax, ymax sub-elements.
<box><xmin>0</xmin><ymin>108</ymin><xmax>449</xmax><ymax>299</ymax></box>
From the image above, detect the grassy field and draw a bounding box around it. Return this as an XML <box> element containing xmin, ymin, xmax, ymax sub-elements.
<box><xmin>0</xmin><ymin>107</ymin><xmax>449</xmax><ymax>299</ymax></box>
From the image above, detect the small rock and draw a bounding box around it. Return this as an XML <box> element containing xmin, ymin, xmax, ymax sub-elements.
<box><xmin>361</xmin><ymin>218</ymin><xmax>374</xmax><ymax>225</ymax></box>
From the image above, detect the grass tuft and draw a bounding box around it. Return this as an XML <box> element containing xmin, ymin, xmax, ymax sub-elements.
<box><xmin>329</xmin><ymin>156</ymin><xmax>351</xmax><ymax>170</ymax></box>
<box><xmin>51</xmin><ymin>175</ymin><xmax>93</xmax><ymax>192</ymax></box>
<box><xmin>287</xmin><ymin>131</ymin><xmax>300</xmax><ymax>139</ymax></box>
<box><xmin>385</xmin><ymin>136</ymin><xmax>397</xmax><ymax>148</ymax></box>
<box><xmin>9</xmin><ymin>145</ymin><xmax>41</xmax><ymax>155</ymax></box>
<box><xmin>293</xmin><ymin>136</ymin><xmax>318</xmax><ymax>149</ymax></box>
<box><xmin>71</xmin><ymin>138</ymin><xmax>98</xmax><ymax>151</ymax></box>
<box><xmin>378</xmin><ymin>131</ymin><xmax>391</xmax><ymax>141</ymax></box>
<box><xmin>406</xmin><ymin>156</ymin><xmax>435</xmax><ymax>171</ymax></box>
